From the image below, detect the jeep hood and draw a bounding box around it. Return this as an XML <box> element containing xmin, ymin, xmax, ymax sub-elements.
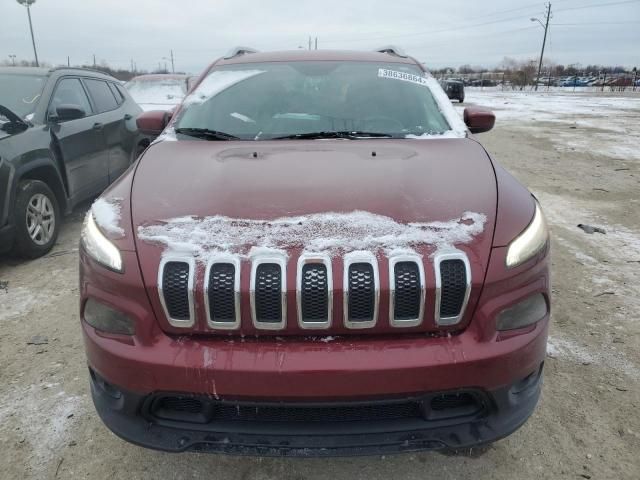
<box><xmin>131</xmin><ymin>138</ymin><xmax>497</xmax><ymax>261</ymax></box>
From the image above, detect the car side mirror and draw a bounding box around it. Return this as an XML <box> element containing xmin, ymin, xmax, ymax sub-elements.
<box><xmin>136</xmin><ymin>110</ymin><xmax>171</xmax><ymax>136</ymax></box>
<box><xmin>54</xmin><ymin>104</ymin><xmax>86</xmax><ymax>122</ymax></box>
<box><xmin>463</xmin><ymin>107</ymin><xmax>495</xmax><ymax>134</ymax></box>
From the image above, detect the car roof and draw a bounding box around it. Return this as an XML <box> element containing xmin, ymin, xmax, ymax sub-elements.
<box><xmin>129</xmin><ymin>74</ymin><xmax>189</xmax><ymax>82</ymax></box>
<box><xmin>0</xmin><ymin>66</ymin><xmax>118</xmax><ymax>81</ymax></box>
<box><xmin>215</xmin><ymin>49</ymin><xmax>420</xmax><ymax>67</ymax></box>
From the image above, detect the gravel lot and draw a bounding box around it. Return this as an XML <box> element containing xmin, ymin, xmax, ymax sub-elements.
<box><xmin>1</xmin><ymin>89</ymin><xmax>639</xmax><ymax>479</ymax></box>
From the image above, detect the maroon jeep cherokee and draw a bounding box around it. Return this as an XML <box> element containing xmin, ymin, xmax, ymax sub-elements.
<box><xmin>79</xmin><ymin>48</ymin><xmax>550</xmax><ymax>456</ymax></box>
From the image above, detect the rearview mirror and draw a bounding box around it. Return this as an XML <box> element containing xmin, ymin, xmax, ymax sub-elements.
<box><xmin>54</xmin><ymin>104</ymin><xmax>86</xmax><ymax>122</ymax></box>
<box><xmin>136</xmin><ymin>110</ymin><xmax>171</xmax><ymax>136</ymax></box>
<box><xmin>463</xmin><ymin>107</ymin><xmax>495</xmax><ymax>134</ymax></box>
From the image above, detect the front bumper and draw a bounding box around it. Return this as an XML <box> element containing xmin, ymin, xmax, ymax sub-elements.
<box><xmin>90</xmin><ymin>364</ymin><xmax>543</xmax><ymax>456</ymax></box>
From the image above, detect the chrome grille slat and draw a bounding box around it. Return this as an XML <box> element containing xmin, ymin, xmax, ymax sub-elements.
<box><xmin>434</xmin><ymin>250</ymin><xmax>472</xmax><ymax>326</ymax></box>
<box><xmin>205</xmin><ymin>256</ymin><xmax>241</xmax><ymax>330</ymax></box>
<box><xmin>343</xmin><ymin>252</ymin><xmax>379</xmax><ymax>329</ymax></box>
<box><xmin>297</xmin><ymin>254</ymin><xmax>332</xmax><ymax>329</ymax></box>
<box><xmin>250</xmin><ymin>254</ymin><xmax>287</xmax><ymax>330</ymax></box>
<box><xmin>389</xmin><ymin>255</ymin><xmax>425</xmax><ymax>327</ymax></box>
<box><xmin>158</xmin><ymin>256</ymin><xmax>195</xmax><ymax>328</ymax></box>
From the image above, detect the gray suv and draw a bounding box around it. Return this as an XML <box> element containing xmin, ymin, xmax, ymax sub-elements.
<box><xmin>0</xmin><ymin>67</ymin><xmax>149</xmax><ymax>258</ymax></box>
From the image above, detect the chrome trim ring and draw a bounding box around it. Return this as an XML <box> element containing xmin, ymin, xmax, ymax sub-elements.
<box><xmin>157</xmin><ymin>256</ymin><xmax>196</xmax><ymax>328</ymax></box>
<box><xmin>388</xmin><ymin>254</ymin><xmax>425</xmax><ymax>328</ymax></box>
<box><xmin>434</xmin><ymin>249</ymin><xmax>472</xmax><ymax>326</ymax></box>
<box><xmin>343</xmin><ymin>251</ymin><xmax>379</xmax><ymax>329</ymax></box>
<box><xmin>204</xmin><ymin>255</ymin><xmax>241</xmax><ymax>330</ymax></box>
<box><xmin>296</xmin><ymin>254</ymin><xmax>333</xmax><ymax>330</ymax></box>
<box><xmin>250</xmin><ymin>252</ymin><xmax>287</xmax><ymax>330</ymax></box>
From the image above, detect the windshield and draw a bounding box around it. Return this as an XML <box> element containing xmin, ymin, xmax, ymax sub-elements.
<box><xmin>175</xmin><ymin>62</ymin><xmax>452</xmax><ymax>140</ymax></box>
<box><xmin>0</xmin><ymin>74</ymin><xmax>47</xmax><ymax>118</ymax></box>
<box><xmin>125</xmin><ymin>77</ymin><xmax>187</xmax><ymax>107</ymax></box>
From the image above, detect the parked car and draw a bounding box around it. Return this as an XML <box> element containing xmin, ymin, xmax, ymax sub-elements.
<box><xmin>0</xmin><ymin>67</ymin><xmax>147</xmax><ymax>258</ymax></box>
<box><xmin>80</xmin><ymin>47</ymin><xmax>550</xmax><ymax>456</ymax></box>
<box><xmin>125</xmin><ymin>74</ymin><xmax>189</xmax><ymax>111</ymax></box>
<box><xmin>440</xmin><ymin>79</ymin><xmax>465</xmax><ymax>102</ymax></box>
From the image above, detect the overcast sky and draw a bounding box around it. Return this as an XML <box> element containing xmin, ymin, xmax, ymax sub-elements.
<box><xmin>2</xmin><ymin>0</ymin><xmax>639</xmax><ymax>74</ymax></box>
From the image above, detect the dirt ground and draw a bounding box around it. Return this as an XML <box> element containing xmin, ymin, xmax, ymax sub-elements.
<box><xmin>1</xmin><ymin>89</ymin><xmax>639</xmax><ymax>479</ymax></box>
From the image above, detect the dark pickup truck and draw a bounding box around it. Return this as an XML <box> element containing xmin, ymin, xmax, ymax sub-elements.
<box><xmin>0</xmin><ymin>67</ymin><xmax>148</xmax><ymax>258</ymax></box>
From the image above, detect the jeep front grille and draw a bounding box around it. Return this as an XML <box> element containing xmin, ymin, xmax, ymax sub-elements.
<box><xmin>434</xmin><ymin>251</ymin><xmax>471</xmax><ymax>326</ymax></box>
<box><xmin>205</xmin><ymin>257</ymin><xmax>241</xmax><ymax>329</ymax></box>
<box><xmin>297</xmin><ymin>255</ymin><xmax>332</xmax><ymax>328</ymax></box>
<box><xmin>344</xmin><ymin>252</ymin><xmax>379</xmax><ymax>328</ymax></box>
<box><xmin>251</xmin><ymin>255</ymin><xmax>287</xmax><ymax>330</ymax></box>
<box><xmin>158</xmin><ymin>257</ymin><xmax>195</xmax><ymax>327</ymax></box>
<box><xmin>389</xmin><ymin>255</ymin><xmax>425</xmax><ymax>327</ymax></box>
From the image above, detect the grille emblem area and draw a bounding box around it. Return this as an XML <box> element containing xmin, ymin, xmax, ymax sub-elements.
<box><xmin>296</xmin><ymin>254</ymin><xmax>332</xmax><ymax>329</ymax></box>
<box><xmin>250</xmin><ymin>253</ymin><xmax>287</xmax><ymax>330</ymax></box>
<box><xmin>343</xmin><ymin>252</ymin><xmax>379</xmax><ymax>329</ymax></box>
<box><xmin>204</xmin><ymin>256</ymin><xmax>241</xmax><ymax>330</ymax></box>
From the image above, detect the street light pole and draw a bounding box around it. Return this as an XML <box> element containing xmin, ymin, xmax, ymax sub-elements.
<box><xmin>17</xmin><ymin>0</ymin><xmax>39</xmax><ymax>67</ymax></box>
<box><xmin>9</xmin><ymin>55</ymin><xmax>17</xmax><ymax>66</ymax></box>
<box><xmin>531</xmin><ymin>3</ymin><xmax>552</xmax><ymax>91</ymax></box>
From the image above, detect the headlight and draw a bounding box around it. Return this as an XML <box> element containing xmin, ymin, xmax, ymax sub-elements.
<box><xmin>506</xmin><ymin>200</ymin><xmax>549</xmax><ymax>268</ymax></box>
<box><xmin>81</xmin><ymin>213</ymin><xmax>123</xmax><ymax>272</ymax></box>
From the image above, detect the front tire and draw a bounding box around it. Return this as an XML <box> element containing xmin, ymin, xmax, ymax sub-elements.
<box><xmin>12</xmin><ymin>180</ymin><xmax>60</xmax><ymax>259</ymax></box>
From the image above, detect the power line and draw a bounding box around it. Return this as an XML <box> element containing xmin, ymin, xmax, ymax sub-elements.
<box><xmin>554</xmin><ymin>20</ymin><xmax>640</xmax><ymax>24</ymax></box>
<box><xmin>555</xmin><ymin>0</ymin><xmax>640</xmax><ymax>12</ymax></box>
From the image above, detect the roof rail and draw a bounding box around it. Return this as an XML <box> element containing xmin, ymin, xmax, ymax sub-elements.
<box><xmin>224</xmin><ymin>46</ymin><xmax>260</xmax><ymax>60</ymax></box>
<box><xmin>49</xmin><ymin>66</ymin><xmax>116</xmax><ymax>77</ymax></box>
<box><xmin>375</xmin><ymin>45</ymin><xmax>408</xmax><ymax>58</ymax></box>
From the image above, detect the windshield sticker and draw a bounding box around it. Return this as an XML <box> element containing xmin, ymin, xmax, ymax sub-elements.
<box><xmin>378</xmin><ymin>69</ymin><xmax>428</xmax><ymax>86</ymax></box>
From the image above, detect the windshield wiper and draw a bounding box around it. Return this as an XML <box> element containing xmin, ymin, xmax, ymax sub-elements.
<box><xmin>175</xmin><ymin>127</ymin><xmax>240</xmax><ymax>141</ymax></box>
<box><xmin>272</xmin><ymin>131</ymin><xmax>393</xmax><ymax>140</ymax></box>
<box><xmin>0</xmin><ymin>105</ymin><xmax>28</xmax><ymax>134</ymax></box>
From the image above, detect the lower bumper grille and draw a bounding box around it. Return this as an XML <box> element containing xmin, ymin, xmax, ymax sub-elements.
<box><xmin>147</xmin><ymin>391</ymin><xmax>485</xmax><ymax>426</ymax></box>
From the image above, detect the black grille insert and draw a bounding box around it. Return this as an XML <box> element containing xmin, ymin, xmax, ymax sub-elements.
<box><xmin>301</xmin><ymin>263</ymin><xmax>329</xmax><ymax>322</ymax></box>
<box><xmin>439</xmin><ymin>259</ymin><xmax>467</xmax><ymax>318</ymax></box>
<box><xmin>348</xmin><ymin>263</ymin><xmax>375</xmax><ymax>322</ymax></box>
<box><xmin>393</xmin><ymin>262</ymin><xmax>421</xmax><ymax>320</ymax></box>
<box><xmin>161</xmin><ymin>261</ymin><xmax>191</xmax><ymax>320</ymax></box>
<box><xmin>208</xmin><ymin>263</ymin><xmax>236</xmax><ymax>323</ymax></box>
<box><xmin>254</xmin><ymin>263</ymin><xmax>283</xmax><ymax>323</ymax></box>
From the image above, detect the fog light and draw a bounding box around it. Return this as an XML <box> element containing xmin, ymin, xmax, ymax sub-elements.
<box><xmin>496</xmin><ymin>294</ymin><xmax>547</xmax><ymax>331</ymax></box>
<box><xmin>84</xmin><ymin>298</ymin><xmax>135</xmax><ymax>335</ymax></box>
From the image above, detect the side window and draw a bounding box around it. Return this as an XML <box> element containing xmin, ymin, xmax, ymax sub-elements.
<box><xmin>84</xmin><ymin>79</ymin><xmax>118</xmax><ymax>113</ymax></box>
<box><xmin>108</xmin><ymin>82</ymin><xmax>125</xmax><ymax>105</ymax></box>
<box><xmin>49</xmin><ymin>78</ymin><xmax>92</xmax><ymax>118</ymax></box>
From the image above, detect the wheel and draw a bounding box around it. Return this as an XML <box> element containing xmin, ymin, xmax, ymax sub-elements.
<box><xmin>12</xmin><ymin>180</ymin><xmax>60</xmax><ymax>258</ymax></box>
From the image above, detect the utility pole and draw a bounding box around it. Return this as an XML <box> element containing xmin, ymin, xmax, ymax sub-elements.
<box><xmin>9</xmin><ymin>54</ymin><xmax>17</xmax><ymax>66</ymax></box>
<box><xmin>93</xmin><ymin>54</ymin><xmax>96</xmax><ymax>68</ymax></box>
<box><xmin>17</xmin><ymin>0</ymin><xmax>39</xmax><ymax>67</ymax></box>
<box><xmin>170</xmin><ymin>50</ymin><xmax>175</xmax><ymax>73</ymax></box>
<box><xmin>531</xmin><ymin>3</ymin><xmax>552</xmax><ymax>91</ymax></box>
<box><xmin>315</xmin><ymin>37</ymin><xmax>318</xmax><ymax>50</ymax></box>
<box><xmin>308</xmin><ymin>36</ymin><xmax>312</xmax><ymax>50</ymax></box>
<box><xmin>131</xmin><ymin>59</ymin><xmax>134</xmax><ymax>73</ymax></box>
<box><xmin>67</xmin><ymin>56</ymin><xmax>70</xmax><ymax>67</ymax></box>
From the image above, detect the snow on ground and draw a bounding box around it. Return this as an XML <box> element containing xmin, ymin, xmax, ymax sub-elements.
<box><xmin>458</xmin><ymin>88</ymin><xmax>640</xmax><ymax>160</ymax></box>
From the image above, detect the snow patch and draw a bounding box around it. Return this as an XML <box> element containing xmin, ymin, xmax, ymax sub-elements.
<box><xmin>137</xmin><ymin>210</ymin><xmax>486</xmax><ymax>259</ymax></box>
<box><xmin>425</xmin><ymin>75</ymin><xmax>468</xmax><ymax>138</ymax></box>
<box><xmin>91</xmin><ymin>198</ymin><xmax>124</xmax><ymax>237</ymax></box>
<box><xmin>182</xmin><ymin>70</ymin><xmax>266</xmax><ymax>107</ymax></box>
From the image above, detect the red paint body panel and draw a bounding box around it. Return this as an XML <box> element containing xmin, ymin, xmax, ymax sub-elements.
<box><xmin>80</xmin><ymin>240</ymin><xmax>550</xmax><ymax>399</ymax></box>
<box><xmin>129</xmin><ymin>138</ymin><xmax>497</xmax><ymax>335</ymax></box>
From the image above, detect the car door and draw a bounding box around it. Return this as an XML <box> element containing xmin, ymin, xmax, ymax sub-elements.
<box><xmin>48</xmin><ymin>77</ymin><xmax>110</xmax><ymax>203</ymax></box>
<box><xmin>82</xmin><ymin>78</ymin><xmax>131</xmax><ymax>183</ymax></box>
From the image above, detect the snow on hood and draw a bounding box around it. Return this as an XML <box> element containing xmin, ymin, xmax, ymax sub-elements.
<box><xmin>137</xmin><ymin>210</ymin><xmax>486</xmax><ymax>259</ymax></box>
<box><xmin>91</xmin><ymin>198</ymin><xmax>124</xmax><ymax>237</ymax></box>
